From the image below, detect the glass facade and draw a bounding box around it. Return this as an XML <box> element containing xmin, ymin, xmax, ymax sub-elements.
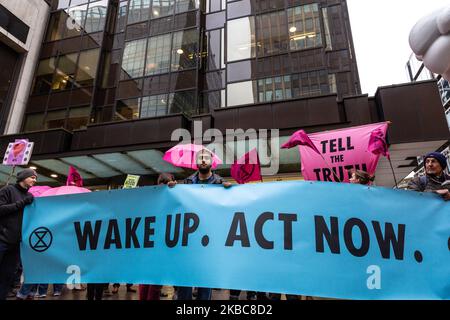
<box><xmin>23</xmin><ymin>0</ymin><xmax>360</xmax><ymax>131</ymax></box>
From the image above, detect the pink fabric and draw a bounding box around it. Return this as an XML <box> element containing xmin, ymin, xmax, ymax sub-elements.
<box><xmin>231</xmin><ymin>148</ymin><xmax>262</xmax><ymax>184</ymax></box>
<box><xmin>163</xmin><ymin>144</ymin><xmax>222</xmax><ymax>170</ymax></box>
<box><xmin>299</xmin><ymin>122</ymin><xmax>389</xmax><ymax>183</ymax></box>
<box><xmin>28</xmin><ymin>186</ymin><xmax>52</xmax><ymax>197</ymax></box>
<box><xmin>368</xmin><ymin>128</ymin><xmax>390</xmax><ymax>160</ymax></box>
<box><xmin>66</xmin><ymin>166</ymin><xmax>83</xmax><ymax>187</ymax></box>
<box><xmin>40</xmin><ymin>186</ymin><xmax>91</xmax><ymax>197</ymax></box>
<box><xmin>282</xmin><ymin>130</ymin><xmax>321</xmax><ymax>154</ymax></box>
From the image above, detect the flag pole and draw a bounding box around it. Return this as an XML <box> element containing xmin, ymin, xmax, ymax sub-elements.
<box><xmin>385</xmin><ymin>121</ymin><xmax>398</xmax><ymax>188</ymax></box>
<box><xmin>318</xmin><ymin>154</ymin><xmax>342</xmax><ymax>183</ymax></box>
<box><xmin>388</xmin><ymin>157</ymin><xmax>398</xmax><ymax>188</ymax></box>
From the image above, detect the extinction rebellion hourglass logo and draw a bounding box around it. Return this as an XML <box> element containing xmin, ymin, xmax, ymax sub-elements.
<box><xmin>29</xmin><ymin>227</ymin><xmax>53</xmax><ymax>253</ymax></box>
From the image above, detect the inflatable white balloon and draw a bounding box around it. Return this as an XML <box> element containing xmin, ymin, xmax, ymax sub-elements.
<box><xmin>409</xmin><ymin>6</ymin><xmax>450</xmax><ymax>80</ymax></box>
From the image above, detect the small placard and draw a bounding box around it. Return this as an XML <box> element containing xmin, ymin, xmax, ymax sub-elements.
<box><xmin>123</xmin><ymin>175</ymin><xmax>140</xmax><ymax>189</ymax></box>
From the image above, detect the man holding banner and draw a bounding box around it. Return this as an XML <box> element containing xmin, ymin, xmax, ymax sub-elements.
<box><xmin>0</xmin><ymin>169</ymin><xmax>36</xmax><ymax>300</ymax></box>
<box><xmin>173</xmin><ymin>148</ymin><xmax>230</xmax><ymax>300</ymax></box>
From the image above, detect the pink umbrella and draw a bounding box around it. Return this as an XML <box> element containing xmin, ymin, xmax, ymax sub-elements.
<box><xmin>163</xmin><ymin>144</ymin><xmax>222</xmax><ymax>170</ymax></box>
<box><xmin>29</xmin><ymin>186</ymin><xmax>52</xmax><ymax>197</ymax></box>
<box><xmin>40</xmin><ymin>185</ymin><xmax>91</xmax><ymax>197</ymax></box>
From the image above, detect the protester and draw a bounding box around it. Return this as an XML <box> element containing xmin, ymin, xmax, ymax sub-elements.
<box><xmin>169</xmin><ymin>149</ymin><xmax>231</xmax><ymax>300</ymax></box>
<box><xmin>17</xmin><ymin>282</ymin><xmax>64</xmax><ymax>299</ymax></box>
<box><xmin>87</xmin><ymin>283</ymin><xmax>108</xmax><ymax>300</ymax></box>
<box><xmin>0</xmin><ymin>169</ymin><xmax>36</xmax><ymax>300</ymax></box>
<box><xmin>229</xmin><ymin>290</ymin><xmax>269</xmax><ymax>300</ymax></box>
<box><xmin>268</xmin><ymin>292</ymin><xmax>299</xmax><ymax>300</ymax></box>
<box><xmin>349</xmin><ymin>169</ymin><xmax>375</xmax><ymax>185</ymax></box>
<box><xmin>407</xmin><ymin>152</ymin><xmax>450</xmax><ymax>200</ymax></box>
<box><xmin>111</xmin><ymin>283</ymin><xmax>136</xmax><ymax>294</ymax></box>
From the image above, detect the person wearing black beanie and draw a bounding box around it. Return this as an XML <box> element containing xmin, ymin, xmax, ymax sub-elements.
<box><xmin>407</xmin><ymin>152</ymin><xmax>450</xmax><ymax>201</ymax></box>
<box><xmin>16</xmin><ymin>169</ymin><xmax>38</xmax><ymax>185</ymax></box>
<box><xmin>0</xmin><ymin>169</ymin><xmax>36</xmax><ymax>300</ymax></box>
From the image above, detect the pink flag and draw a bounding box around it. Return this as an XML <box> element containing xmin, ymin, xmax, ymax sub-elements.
<box><xmin>66</xmin><ymin>166</ymin><xmax>83</xmax><ymax>187</ymax></box>
<box><xmin>368</xmin><ymin>128</ymin><xmax>390</xmax><ymax>160</ymax></box>
<box><xmin>231</xmin><ymin>149</ymin><xmax>262</xmax><ymax>184</ymax></box>
<box><xmin>282</xmin><ymin>130</ymin><xmax>321</xmax><ymax>155</ymax></box>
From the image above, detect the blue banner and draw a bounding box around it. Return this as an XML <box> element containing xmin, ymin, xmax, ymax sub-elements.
<box><xmin>21</xmin><ymin>181</ymin><xmax>450</xmax><ymax>300</ymax></box>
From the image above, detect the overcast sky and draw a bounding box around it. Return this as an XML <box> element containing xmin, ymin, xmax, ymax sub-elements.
<box><xmin>347</xmin><ymin>0</ymin><xmax>448</xmax><ymax>95</ymax></box>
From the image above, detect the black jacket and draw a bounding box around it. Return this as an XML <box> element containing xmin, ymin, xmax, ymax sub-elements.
<box><xmin>0</xmin><ymin>184</ymin><xmax>31</xmax><ymax>244</ymax></box>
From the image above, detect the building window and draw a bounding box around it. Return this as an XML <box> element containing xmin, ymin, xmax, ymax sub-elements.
<box><xmin>45</xmin><ymin>109</ymin><xmax>68</xmax><ymax>129</ymax></box>
<box><xmin>256</xmin><ymin>10</ymin><xmax>288</xmax><ymax>56</ymax></box>
<box><xmin>84</xmin><ymin>0</ymin><xmax>108</xmax><ymax>33</ymax></box>
<box><xmin>175</xmin><ymin>0</ymin><xmax>199</xmax><ymax>13</ymax></box>
<box><xmin>201</xmin><ymin>89</ymin><xmax>224</xmax><ymax>112</ymax></box>
<box><xmin>115</xmin><ymin>97</ymin><xmax>141</xmax><ymax>120</ymax></box>
<box><xmin>257</xmin><ymin>75</ymin><xmax>292</xmax><ymax>102</ymax></box>
<box><xmin>227</xmin><ymin>16</ymin><xmax>256</xmax><ymax>62</ymax></box>
<box><xmin>437</xmin><ymin>78</ymin><xmax>450</xmax><ymax>108</ymax></box>
<box><xmin>171</xmin><ymin>29</ymin><xmax>198</xmax><ymax>71</ymax></box>
<box><xmin>291</xmin><ymin>70</ymin><xmax>333</xmax><ymax>97</ymax></box>
<box><xmin>322</xmin><ymin>7</ymin><xmax>332</xmax><ymax>51</ymax></box>
<box><xmin>145</xmin><ymin>33</ymin><xmax>172</xmax><ymax>75</ymax></box>
<box><xmin>287</xmin><ymin>4</ymin><xmax>322</xmax><ymax>51</ymax></box>
<box><xmin>52</xmin><ymin>53</ymin><xmax>78</xmax><ymax>91</ymax></box>
<box><xmin>227</xmin><ymin>0</ymin><xmax>251</xmax><ymax>19</ymax></box>
<box><xmin>152</xmin><ymin>0</ymin><xmax>175</xmax><ymax>19</ymax></box>
<box><xmin>228</xmin><ymin>70</ymin><xmax>336</xmax><ymax>107</ymax></box>
<box><xmin>122</xmin><ymin>38</ymin><xmax>147</xmax><ymax>79</ymax></box>
<box><xmin>328</xmin><ymin>74</ymin><xmax>337</xmax><ymax>94</ymax></box>
<box><xmin>32</xmin><ymin>58</ymin><xmax>57</xmax><ymax>94</ymax></box>
<box><xmin>204</xmin><ymin>28</ymin><xmax>224</xmax><ymax>70</ymax></box>
<box><xmin>127</xmin><ymin>0</ymin><xmax>151</xmax><ymax>24</ymax></box>
<box><xmin>67</xmin><ymin>106</ymin><xmax>91</xmax><ymax>130</ymax></box>
<box><xmin>227</xmin><ymin>81</ymin><xmax>257</xmax><ymax>106</ymax></box>
<box><xmin>116</xmin><ymin>1</ymin><xmax>128</xmax><ymax>33</ymax></box>
<box><xmin>141</xmin><ymin>94</ymin><xmax>168</xmax><ymax>117</ymax></box>
<box><xmin>168</xmin><ymin>90</ymin><xmax>196</xmax><ymax>115</ymax></box>
<box><xmin>45</xmin><ymin>11</ymin><xmax>65</xmax><ymax>41</ymax></box>
<box><xmin>66</xmin><ymin>3</ymin><xmax>88</xmax><ymax>38</ymax></box>
<box><xmin>23</xmin><ymin>113</ymin><xmax>45</xmax><ymax>132</ymax></box>
<box><xmin>75</xmin><ymin>49</ymin><xmax>101</xmax><ymax>87</ymax></box>
<box><xmin>46</xmin><ymin>0</ymin><xmax>109</xmax><ymax>41</ymax></box>
<box><xmin>122</xmin><ymin>29</ymin><xmax>199</xmax><ymax>78</ymax></box>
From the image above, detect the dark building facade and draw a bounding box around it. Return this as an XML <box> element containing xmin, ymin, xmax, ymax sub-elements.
<box><xmin>23</xmin><ymin>0</ymin><xmax>361</xmax><ymax>132</ymax></box>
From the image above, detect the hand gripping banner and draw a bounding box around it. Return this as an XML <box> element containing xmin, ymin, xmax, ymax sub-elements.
<box><xmin>22</xmin><ymin>181</ymin><xmax>450</xmax><ymax>300</ymax></box>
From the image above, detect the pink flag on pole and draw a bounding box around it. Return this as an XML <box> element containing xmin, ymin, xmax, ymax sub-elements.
<box><xmin>282</xmin><ymin>130</ymin><xmax>321</xmax><ymax>155</ymax></box>
<box><xmin>231</xmin><ymin>149</ymin><xmax>262</xmax><ymax>184</ymax></box>
<box><xmin>368</xmin><ymin>128</ymin><xmax>390</xmax><ymax>160</ymax></box>
<box><xmin>66</xmin><ymin>166</ymin><xmax>83</xmax><ymax>187</ymax></box>
<box><xmin>299</xmin><ymin>122</ymin><xmax>389</xmax><ymax>183</ymax></box>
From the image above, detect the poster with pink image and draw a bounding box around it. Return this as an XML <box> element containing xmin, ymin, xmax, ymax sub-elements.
<box><xmin>299</xmin><ymin>122</ymin><xmax>389</xmax><ymax>183</ymax></box>
<box><xmin>3</xmin><ymin>139</ymin><xmax>34</xmax><ymax>166</ymax></box>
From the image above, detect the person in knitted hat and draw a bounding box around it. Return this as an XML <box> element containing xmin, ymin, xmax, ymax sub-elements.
<box><xmin>407</xmin><ymin>152</ymin><xmax>450</xmax><ymax>200</ymax></box>
<box><xmin>16</xmin><ymin>169</ymin><xmax>38</xmax><ymax>187</ymax></box>
<box><xmin>0</xmin><ymin>169</ymin><xmax>36</xmax><ymax>300</ymax></box>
